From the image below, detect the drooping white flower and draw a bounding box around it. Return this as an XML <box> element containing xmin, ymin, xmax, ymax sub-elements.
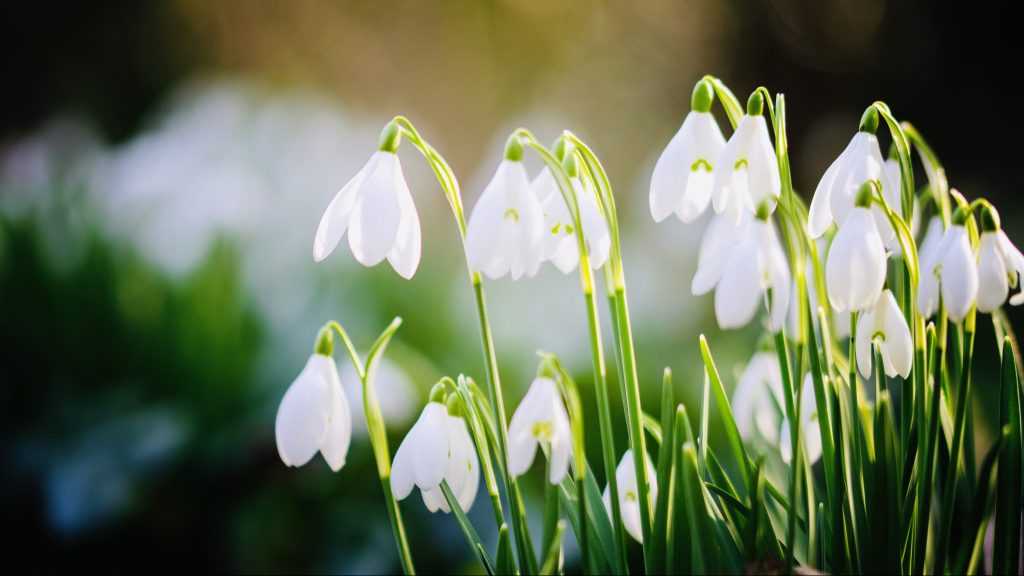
<box><xmin>710</xmin><ymin>101</ymin><xmax>780</xmax><ymax>225</ymax></box>
<box><xmin>603</xmin><ymin>450</ymin><xmax>658</xmax><ymax>543</ymax></box>
<box><xmin>466</xmin><ymin>159</ymin><xmax>544</xmax><ymax>280</ymax></box>
<box><xmin>692</xmin><ymin>212</ymin><xmax>790</xmax><ymax>331</ymax></box>
<box><xmin>731</xmin><ymin>351</ymin><xmax>785</xmax><ymax>448</ymax></box>
<box><xmin>916</xmin><ymin>217</ymin><xmax>945</xmax><ymax>318</ymax></box>
<box><xmin>855</xmin><ymin>289</ymin><xmax>913</xmax><ymax>379</ymax></box>
<box><xmin>391</xmin><ymin>402</ymin><xmax>450</xmax><ymax>502</ymax></box>
<box><xmin>650</xmin><ymin>111</ymin><xmax>727</xmax><ymax>223</ymax></box>
<box><xmin>533</xmin><ymin>169</ymin><xmax>611</xmax><ymax>274</ymax></box>
<box><xmin>807</xmin><ymin>129</ymin><xmax>899</xmax><ymax>244</ymax></box>
<box><xmin>508</xmin><ymin>377</ymin><xmax>573</xmax><ymax>484</ymax></box>
<box><xmin>918</xmin><ymin>219</ymin><xmax>978</xmax><ymax>323</ymax></box>
<box><xmin>421</xmin><ymin>415</ymin><xmax>480</xmax><ymax>514</ymax></box>
<box><xmin>779</xmin><ymin>374</ymin><xmax>823</xmax><ymax>464</ymax></box>
<box><xmin>826</xmin><ymin>206</ymin><xmax>887</xmax><ymax>313</ymax></box>
<box><xmin>313</xmin><ymin>150</ymin><xmax>421</xmax><ymax>279</ymax></box>
<box><xmin>977</xmin><ymin>228</ymin><xmax>1024</xmax><ymax>312</ymax></box>
<box><xmin>276</xmin><ymin>353</ymin><xmax>352</xmax><ymax>472</ymax></box>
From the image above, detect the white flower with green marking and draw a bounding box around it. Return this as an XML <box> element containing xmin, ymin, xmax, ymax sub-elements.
<box><xmin>533</xmin><ymin>170</ymin><xmax>610</xmax><ymax>274</ymax></box>
<box><xmin>391</xmin><ymin>403</ymin><xmax>450</xmax><ymax>503</ymax></box>
<box><xmin>603</xmin><ymin>450</ymin><xmax>658</xmax><ymax>543</ymax></box>
<box><xmin>731</xmin><ymin>351</ymin><xmax>785</xmax><ymax>448</ymax></box>
<box><xmin>420</xmin><ymin>415</ymin><xmax>480</xmax><ymax>514</ymax></box>
<box><xmin>466</xmin><ymin>158</ymin><xmax>544</xmax><ymax>280</ymax></box>
<box><xmin>275</xmin><ymin>353</ymin><xmax>352</xmax><ymax>472</ymax></box>
<box><xmin>826</xmin><ymin>206</ymin><xmax>887</xmax><ymax>313</ymax></box>
<box><xmin>918</xmin><ymin>214</ymin><xmax>978</xmax><ymax>323</ymax></box>
<box><xmin>710</xmin><ymin>94</ymin><xmax>780</xmax><ymax>225</ymax></box>
<box><xmin>508</xmin><ymin>377</ymin><xmax>573</xmax><ymax>484</ymax></box>
<box><xmin>976</xmin><ymin>206</ymin><xmax>1024</xmax><ymax>313</ymax></box>
<box><xmin>855</xmin><ymin>289</ymin><xmax>913</xmax><ymax>379</ymax></box>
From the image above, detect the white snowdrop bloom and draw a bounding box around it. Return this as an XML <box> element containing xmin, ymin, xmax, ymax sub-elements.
<box><xmin>508</xmin><ymin>377</ymin><xmax>573</xmax><ymax>484</ymax></box>
<box><xmin>313</xmin><ymin>148</ymin><xmax>421</xmax><ymax>279</ymax></box>
<box><xmin>692</xmin><ymin>211</ymin><xmax>790</xmax><ymax>332</ymax></box>
<box><xmin>603</xmin><ymin>450</ymin><xmax>658</xmax><ymax>543</ymax></box>
<box><xmin>650</xmin><ymin>84</ymin><xmax>727</xmax><ymax>223</ymax></box>
<box><xmin>276</xmin><ymin>353</ymin><xmax>352</xmax><ymax>472</ymax></box>
<box><xmin>391</xmin><ymin>403</ymin><xmax>450</xmax><ymax>503</ymax></box>
<box><xmin>534</xmin><ymin>170</ymin><xmax>611</xmax><ymax>274</ymax></box>
<box><xmin>465</xmin><ymin>157</ymin><xmax>545</xmax><ymax>280</ymax></box>
<box><xmin>916</xmin><ymin>217</ymin><xmax>946</xmax><ymax>318</ymax></box>
<box><xmin>976</xmin><ymin>206</ymin><xmax>1024</xmax><ymax>312</ymax></box>
<box><xmin>919</xmin><ymin>217</ymin><xmax>978</xmax><ymax>323</ymax></box>
<box><xmin>826</xmin><ymin>206</ymin><xmax>887</xmax><ymax>313</ymax></box>
<box><xmin>711</xmin><ymin>96</ymin><xmax>780</xmax><ymax>225</ymax></box>
<box><xmin>780</xmin><ymin>374</ymin><xmax>823</xmax><ymax>464</ymax></box>
<box><xmin>855</xmin><ymin>289</ymin><xmax>913</xmax><ymax>380</ymax></box>
<box><xmin>731</xmin><ymin>352</ymin><xmax>785</xmax><ymax>448</ymax></box>
<box><xmin>421</xmin><ymin>415</ymin><xmax>480</xmax><ymax>514</ymax></box>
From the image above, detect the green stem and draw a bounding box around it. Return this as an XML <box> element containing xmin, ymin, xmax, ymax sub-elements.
<box><xmin>773</xmin><ymin>328</ymin><xmax>800</xmax><ymax>573</ymax></box>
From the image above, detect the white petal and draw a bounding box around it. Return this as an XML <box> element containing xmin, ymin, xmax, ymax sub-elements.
<box><xmin>613</xmin><ymin>450</ymin><xmax>657</xmax><ymax>543</ymax></box>
<box><xmin>976</xmin><ymin>233</ymin><xmax>1009</xmax><ymax>313</ymax></box>
<box><xmin>827</xmin><ymin>208</ymin><xmax>886</xmax><ymax>312</ymax></box>
<box><xmin>313</xmin><ymin>162</ymin><xmax>367</xmax><ymax>262</ymax></box>
<box><xmin>761</xmin><ymin>222</ymin><xmax>791</xmax><ymax>332</ymax></box>
<box><xmin>466</xmin><ymin>161</ymin><xmax>515</xmax><ymax>278</ymax></box>
<box><xmin>386</xmin><ymin>163</ymin><xmax>422</xmax><ymax>279</ymax></box>
<box><xmin>650</xmin><ymin>115</ymin><xmax>695</xmax><ymax>223</ymax></box>
<box><xmin>318</xmin><ymin>358</ymin><xmax>352</xmax><ymax>471</ymax></box>
<box><xmin>411</xmin><ymin>403</ymin><xmax>451</xmax><ymax>491</ymax></box>
<box><xmin>421</xmin><ymin>486</ymin><xmax>447</xmax><ymax>513</ymax></box>
<box><xmin>746</xmin><ymin>116</ymin><xmax>781</xmax><ymax>208</ymax></box>
<box><xmin>880</xmin><ymin>291</ymin><xmax>913</xmax><ymax>379</ymax></box>
<box><xmin>692</xmin><ymin>214</ymin><xmax>743</xmax><ymax>295</ymax></box>
<box><xmin>939</xmin><ymin>226</ymin><xmax>979</xmax><ymax>323</ymax></box>
<box><xmin>714</xmin><ymin>228</ymin><xmax>762</xmax><ymax>329</ymax></box>
<box><xmin>275</xmin><ymin>355</ymin><xmax>332</xmax><ymax>468</ymax></box>
<box><xmin>349</xmin><ymin>152</ymin><xmax>403</xmax><ymax>267</ymax></box>
<box><xmin>855</xmin><ymin>308</ymin><xmax>876</xmax><ymax>380</ymax></box>
<box><xmin>447</xmin><ymin>416</ymin><xmax>479</xmax><ymax>513</ymax></box>
<box><xmin>732</xmin><ymin>352</ymin><xmax>783</xmax><ymax>445</ymax></box>
<box><xmin>577</xmin><ymin>178</ymin><xmax>612</xmax><ymax>270</ymax></box>
<box><xmin>808</xmin><ymin>147</ymin><xmax>846</xmax><ymax>238</ymax></box>
<box><xmin>531</xmin><ymin>167</ymin><xmax>559</xmax><ymax>204</ymax></box>
<box><xmin>507</xmin><ymin>418</ymin><xmax>540</xmax><ymax>478</ymax></box>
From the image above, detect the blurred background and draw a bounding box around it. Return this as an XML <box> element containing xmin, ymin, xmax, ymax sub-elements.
<box><xmin>2</xmin><ymin>1</ymin><xmax>1020</xmax><ymax>572</ymax></box>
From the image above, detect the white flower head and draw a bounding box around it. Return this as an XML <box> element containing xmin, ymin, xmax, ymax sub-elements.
<box><xmin>807</xmin><ymin>122</ymin><xmax>899</xmax><ymax>244</ymax></box>
<box><xmin>603</xmin><ymin>450</ymin><xmax>658</xmax><ymax>543</ymax></box>
<box><xmin>650</xmin><ymin>109</ymin><xmax>726</xmax><ymax>223</ymax></box>
<box><xmin>855</xmin><ymin>289</ymin><xmax>913</xmax><ymax>379</ymax></box>
<box><xmin>731</xmin><ymin>351</ymin><xmax>785</xmax><ymax>447</ymax></box>
<box><xmin>711</xmin><ymin>96</ymin><xmax>780</xmax><ymax>225</ymax></box>
<box><xmin>466</xmin><ymin>157</ymin><xmax>544</xmax><ymax>280</ymax></box>
<box><xmin>534</xmin><ymin>168</ymin><xmax>611</xmax><ymax>274</ymax></box>
<box><xmin>276</xmin><ymin>353</ymin><xmax>352</xmax><ymax>472</ymax></box>
<box><xmin>916</xmin><ymin>217</ymin><xmax>945</xmax><ymax>318</ymax></box>
<box><xmin>976</xmin><ymin>205</ymin><xmax>1024</xmax><ymax>312</ymax></box>
<box><xmin>826</xmin><ymin>205</ymin><xmax>887</xmax><ymax>313</ymax></box>
<box><xmin>313</xmin><ymin>149</ymin><xmax>421</xmax><ymax>279</ymax></box>
<box><xmin>780</xmin><ymin>374</ymin><xmax>823</xmax><ymax>464</ymax></box>
<box><xmin>421</xmin><ymin>415</ymin><xmax>480</xmax><ymax>514</ymax></box>
<box><xmin>692</xmin><ymin>211</ymin><xmax>790</xmax><ymax>332</ymax></box>
<box><xmin>919</xmin><ymin>216</ymin><xmax>978</xmax><ymax>323</ymax></box>
<box><xmin>508</xmin><ymin>377</ymin><xmax>573</xmax><ymax>484</ymax></box>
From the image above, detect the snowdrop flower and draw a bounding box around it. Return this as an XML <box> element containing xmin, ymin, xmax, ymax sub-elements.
<box><xmin>855</xmin><ymin>289</ymin><xmax>913</xmax><ymax>379</ymax></box>
<box><xmin>420</xmin><ymin>414</ymin><xmax>480</xmax><ymax>514</ymax></box>
<box><xmin>807</xmin><ymin>108</ymin><xmax>899</xmax><ymax>244</ymax></box>
<box><xmin>603</xmin><ymin>450</ymin><xmax>658</xmax><ymax>543</ymax></box>
<box><xmin>826</xmin><ymin>188</ymin><xmax>887</xmax><ymax>313</ymax></box>
<box><xmin>916</xmin><ymin>217</ymin><xmax>945</xmax><ymax>318</ymax></box>
<box><xmin>976</xmin><ymin>205</ymin><xmax>1024</xmax><ymax>313</ymax></box>
<box><xmin>692</xmin><ymin>206</ymin><xmax>790</xmax><ymax>332</ymax></box>
<box><xmin>650</xmin><ymin>80</ymin><xmax>727</xmax><ymax>223</ymax></box>
<box><xmin>508</xmin><ymin>377</ymin><xmax>573</xmax><ymax>484</ymax></box>
<box><xmin>732</xmin><ymin>352</ymin><xmax>785</xmax><ymax>448</ymax></box>
<box><xmin>314</xmin><ymin>123</ymin><xmax>421</xmax><ymax>279</ymax></box>
<box><xmin>391</xmin><ymin>403</ymin><xmax>450</xmax><ymax>503</ymax></box>
<box><xmin>533</xmin><ymin>160</ymin><xmax>611</xmax><ymax>273</ymax></box>
<box><xmin>780</xmin><ymin>374</ymin><xmax>823</xmax><ymax>464</ymax></box>
<box><xmin>465</xmin><ymin>138</ymin><xmax>544</xmax><ymax>280</ymax></box>
<box><xmin>276</xmin><ymin>334</ymin><xmax>352</xmax><ymax>472</ymax></box>
<box><xmin>711</xmin><ymin>92</ymin><xmax>781</xmax><ymax>225</ymax></box>
<box><xmin>918</xmin><ymin>208</ymin><xmax>978</xmax><ymax>323</ymax></box>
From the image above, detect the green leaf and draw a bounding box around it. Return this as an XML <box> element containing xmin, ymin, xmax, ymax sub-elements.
<box><xmin>650</xmin><ymin>370</ymin><xmax>675</xmax><ymax>574</ymax></box>
<box><xmin>994</xmin><ymin>337</ymin><xmax>1022</xmax><ymax>576</ymax></box>
<box><xmin>700</xmin><ymin>334</ymin><xmax>753</xmax><ymax>492</ymax></box>
<box><xmin>441</xmin><ymin>481</ymin><xmax>497</xmax><ymax>575</ymax></box>
<box><xmin>495</xmin><ymin>524</ymin><xmax>514</xmax><ymax>576</ymax></box>
<box><xmin>539</xmin><ymin>520</ymin><xmax>566</xmax><ymax>575</ymax></box>
<box><xmin>558</xmin><ymin>462</ymin><xmax>616</xmax><ymax>574</ymax></box>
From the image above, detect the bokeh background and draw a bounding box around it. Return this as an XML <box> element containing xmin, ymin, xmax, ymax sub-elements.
<box><xmin>2</xmin><ymin>1</ymin><xmax>1021</xmax><ymax>572</ymax></box>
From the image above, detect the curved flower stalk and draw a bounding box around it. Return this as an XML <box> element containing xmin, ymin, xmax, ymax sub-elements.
<box><xmin>508</xmin><ymin>376</ymin><xmax>573</xmax><ymax>484</ymax></box>
<box><xmin>421</xmin><ymin>414</ymin><xmax>480</xmax><ymax>514</ymax></box>
<box><xmin>533</xmin><ymin>156</ymin><xmax>611</xmax><ymax>273</ymax></box>
<box><xmin>314</xmin><ymin>125</ymin><xmax>421</xmax><ymax>279</ymax></box>
<box><xmin>465</xmin><ymin>138</ymin><xmax>545</xmax><ymax>280</ymax></box>
<box><xmin>692</xmin><ymin>206</ymin><xmax>790</xmax><ymax>331</ymax></box>
<box><xmin>976</xmin><ymin>203</ymin><xmax>1024</xmax><ymax>312</ymax></box>
<box><xmin>603</xmin><ymin>450</ymin><xmax>658</xmax><ymax>543</ymax></box>
<box><xmin>650</xmin><ymin>79</ymin><xmax>727</xmax><ymax>223</ymax></box>
<box><xmin>855</xmin><ymin>289</ymin><xmax>913</xmax><ymax>379</ymax></box>
<box><xmin>918</xmin><ymin>207</ymin><xmax>978</xmax><ymax>323</ymax></box>
<box><xmin>807</xmin><ymin>108</ymin><xmax>900</xmax><ymax>245</ymax></box>
<box><xmin>731</xmin><ymin>351</ymin><xmax>785</xmax><ymax>449</ymax></box>
<box><xmin>779</xmin><ymin>374</ymin><xmax>823</xmax><ymax>464</ymax></box>
<box><xmin>275</xmin><ymin>329</ymin><xmax>352</xmax><ymax>471</ymax></box>
<box><xmin>826</xmin><ymin>189</ymin><xmax>888</xmax><ymax>313</ymax></box>
<box><xmin>711</xmin><ymin>91</ymin><xmax>781</xmax><ymax>225</ymax></box>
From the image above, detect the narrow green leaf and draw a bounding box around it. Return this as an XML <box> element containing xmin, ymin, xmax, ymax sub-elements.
<box><xmin>650</xmin><ymin>370</ymin><xmax>675</xmax><ymax>574</ymax></box>
<box><xmin>539</xmin><ymin>520</ymin><xmax>566</xmax><ymax>576</ymax></box>
<box><xmin>995</xmin><ymin>337</ymin><xmax>1022</xmax><ymax>576</ymax></box>
<box><xmin>495</xmin><ymin>524</ymin><xmax>513</xmax><ymax>576</ymax></box>
<box><xmin>700</xmin><ymin>335</ymin><xmax>753</xmax><ymax>492</ymax></box>
<box><xmin>441</xmin><ymin>481</ymin><xmax>497</xmax><ymax>575</ymax></box>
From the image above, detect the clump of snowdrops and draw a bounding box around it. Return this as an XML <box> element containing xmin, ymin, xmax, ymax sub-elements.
<box><xmin>273</xmin><ymin>76</ymin><xmax>1024</xmax><ymax>575</ymax></box>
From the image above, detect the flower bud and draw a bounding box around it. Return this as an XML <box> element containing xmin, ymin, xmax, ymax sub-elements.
<box><xmin>378</xmin><ymin>121</ymin><xmax>401</xmax><ymax>153</ymax></box>
<box><xmin>746</xmin><ymin>91</ymin><xmax>764</xmax><ymax>116</ymax></box>
<box><xmin>859</xmin><ymin>106</ymin><xmax>879</xmax><ymax>134</ymax></box>
<box><xmin>504</xmin><ymin>134</ymin><xmax>524</xmax><ymax>162</ymax></box>
<box><xmin>692</xmin><ymin>79</ymin><xmax>714</xmax><ymax>114</ymax></box>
